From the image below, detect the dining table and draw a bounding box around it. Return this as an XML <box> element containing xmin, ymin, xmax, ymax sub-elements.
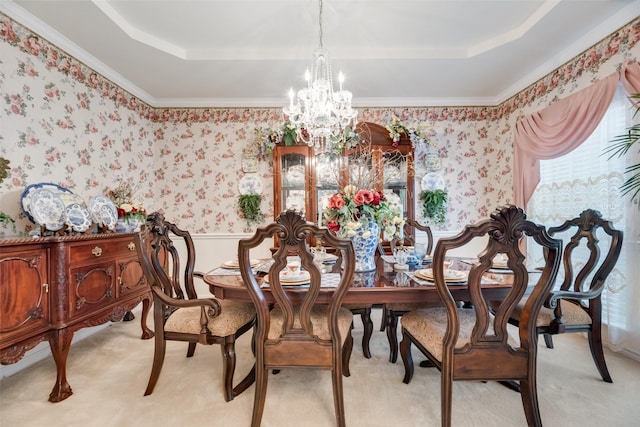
<box><xmin>203</xmin><ymin>255</ymin><xmax>514</xmax><ymax>306</ymax></box>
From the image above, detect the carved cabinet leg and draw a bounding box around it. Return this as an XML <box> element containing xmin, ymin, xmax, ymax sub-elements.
<box><xmin>48</xmin><ymin>328</ymin><xmax>74</xmax><ymax>402</ymax></box>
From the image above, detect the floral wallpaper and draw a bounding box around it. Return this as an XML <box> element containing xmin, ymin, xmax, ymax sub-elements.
<box><xmin>0</xmin><ymin>14</ymin><xmax>638</xmax><ymax>237</ymax></box>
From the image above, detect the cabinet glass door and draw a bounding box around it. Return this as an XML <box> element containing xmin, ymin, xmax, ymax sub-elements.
<box><xmin>382</xmin><ymin>152</ymin><xmax>408</xmax><ymax>217</ymax></box>
<box><xmin>316</xmin><ymin>153</ymin><xmax>340</xmax><ymax>225</ymax></box>
<box><xmin>280</xmin><ymin>153</ymin><xmax>307</xmax><ymax>213</ymax></box>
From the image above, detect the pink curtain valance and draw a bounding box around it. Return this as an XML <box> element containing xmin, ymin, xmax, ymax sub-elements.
<box><xmin>513</xmin><ymin>62</ymin><xmax>640</xmax><ymax>208</ymax></box>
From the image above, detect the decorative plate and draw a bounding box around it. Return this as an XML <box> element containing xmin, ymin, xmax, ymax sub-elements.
<box><xmin>241</xmin><ymin>155</ymin><xmax>259</xmax><ymax>173</ymax></box>
<box><xmin>65</xmin><ymin>203</ymin><xmax>93</xmax><ymax>232</ymax></box>
<box><xmin>285</xmin><ymin>191</ymin><xmax>305</xmax><ymax>211</ymax></box>
<box><xmin>285</xmin><ymin>165</ymin><xmax>306</xmax><ymax>186</ymax></box>
<box><xmin>58</xmin><ymin>192</ymin><xmax>86</xmax><ymax>208</ymax></box>
<box><xmin>420</xmin><ymin>172</ymin><xmax>446</xmax><ymax>191</ymax></box>
<box><xmin>383</xmin><ymin>165</ymin><xmax>402</xmax><ymax>183</ymax></box>
<box><xmin>383</xmin><ymin>190</ymin><xmax>403</xmax><ymax>214</ymax></box>
<box><xmin>317</xmin><ymin>163</ymin><xmax>339</xmax><ymax>186</ymax></box>
<box><xmin>29</xmin><ymin>188</ymin><xmax>66</xmax><ymax>231</ymax></box>
<box><xmin>89</xmin><ymin>196</ymin><xmax>118</xmax><ymax>230</ymax></box>
<box><xmin>20</xmin><ymin>182</ymin><xmax>74</xmax><ymax>224</ymax></box>
<box><xmin>238</xmin><ymin>175</ymin><xmax>263</xmax><ymax>195</ymax></box>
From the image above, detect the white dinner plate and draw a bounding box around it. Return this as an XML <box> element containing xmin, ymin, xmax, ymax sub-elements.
<box><xmin>221</xmin><ymin>259</ymin><xmax>261</xmax><ymax>269</ymax></box>
<box><xmin>263</xmin><ymin>270</ymin><xmax>311</xmax><ymax>286</ymax></box>
<box><xmin>414</xmin><ymin>268</ymin><xmax>467</xmax><ymax>282</ymax></box>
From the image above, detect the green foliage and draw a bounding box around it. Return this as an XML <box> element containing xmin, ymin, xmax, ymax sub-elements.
<box><xmin>238</xmin><ymin>194</ymin><xmax>265</xmax><ymax>225</ymax></box>
<box><xmin>419</xmin><ymin>189</ymin><xmax>447</xmax><ymax>225</ymax></box>
<box><xmin>0</xmin><ymin>157</ymin><xmax>9</xmax><ymax>183</ymax></box>
<box><xmin>0</xmin><ymin>157</ymin><xmax>13</xmax><ymax>226</ymax></box>
<box><xmin>604</xmin><ymin>93</ymin><xmax>640</xmax><ymax>201</ymax></box>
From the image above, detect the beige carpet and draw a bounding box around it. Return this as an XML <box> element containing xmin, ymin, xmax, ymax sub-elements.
<box><xmin>1</xmin><ymin>308</ymin><xmax>639</xmax><ymax>427</ymax></box>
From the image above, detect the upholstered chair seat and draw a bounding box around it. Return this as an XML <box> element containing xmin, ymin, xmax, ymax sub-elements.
<box><xmin>165</xmin><ymin>300</ymin><xmax>257</xmax><ymax>337</ymax></box>
<box><xmin>506</xmin><ymin>298</ymin><xmax>593</xmax><ymax>328</ymax></box>
<box><xmin>402</xmin><ymin>307</ymin><xmax>518</xmax><ymax>362</ymax></box>
<box><xmin>269</xmin><ymin>305</ymin><xmax>353</xmax><ymax>342</ymax></box>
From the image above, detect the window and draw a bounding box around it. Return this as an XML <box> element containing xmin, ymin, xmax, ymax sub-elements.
<box><xmin>527</xmin><ymin>85</ymin><xmax>640</xmax><ymax>358</ymax></box>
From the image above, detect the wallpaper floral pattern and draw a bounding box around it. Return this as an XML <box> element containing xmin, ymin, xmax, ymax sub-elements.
<box><xmin>0</xmin><ymin>14</ymin><xmax>638</xmax><ymax>236</ymax></box>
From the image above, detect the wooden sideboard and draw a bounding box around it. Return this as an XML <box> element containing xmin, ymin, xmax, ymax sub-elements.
<box><xmin>0</xmin><ymin>232</ymin><xmax>153</xmax><ymax>402</ymax></box>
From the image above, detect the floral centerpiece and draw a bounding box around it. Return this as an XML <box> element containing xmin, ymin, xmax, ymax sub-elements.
<box><xmin>107</xmin><ymin>181</ymin><xmax>147</xmax><ymax>228</ymax></box>
<box><xmin>323</xmin><ymin>185</ymin><xmax>404</xmax><ymax>239</ymax></box>
<box><xmin>323</xmin><ymin>185</ymin><xmax>404</xmax><ymax>271</ymax></box>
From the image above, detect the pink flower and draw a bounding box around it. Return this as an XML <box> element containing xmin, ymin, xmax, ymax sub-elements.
<box><xmin>329</xmin><ymin>194</ymin><xmax>345</xmax><ymax>210</ymax></box>
<box><xmin>353</xmin><ymin>189</ymin><xmax>374</xmax><ymax>206</ymax></box>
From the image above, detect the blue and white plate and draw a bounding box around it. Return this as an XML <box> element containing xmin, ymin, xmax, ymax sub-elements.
<box><xmin>65</xmin><ymin>203</ymin><xmax>93</xmax><ymax>232</ymax></box>
<box><xmin>20</xmin><ymin>182</ymin><xmax>74</xmax><ymax>224</ymax></box>
<box><xmin>238</xmin><ymin>175</ymin><xmax>263</xmax><ymax>195</ymax></box>
<box><xmin>420</xmin><ymin>172</ymin><xmax>446</xmax><ymax>191</ymax></box>
<box><xmin>89</xmin><ymin>196</ymin><xmax>118</xmax><ymax>230</ymax></box>
<box><xmin>29</xmin><ymin>188</ymin><xmax>66</xmax><ymax>231</ymax></box>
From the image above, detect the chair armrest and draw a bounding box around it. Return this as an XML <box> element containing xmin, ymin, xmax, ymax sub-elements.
<box><xmin>150</xmin><ymin>285</ymin><xmax>222</xmax><ymax>317</ymax></box>
<box><xmin>546</xmin><ymin>288</ymin><xmax>601</xmax><ymax>309</ymax></box>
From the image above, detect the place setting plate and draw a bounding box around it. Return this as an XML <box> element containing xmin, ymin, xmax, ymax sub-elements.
<box><xmin>414</xmin><ymin>268</ymin><xmax>467</xmax><ymax>283</ymax></box>
<box><xmin>221</xmin><ymin>259</ymin><xmax>262</xmax><ymax>269</ymax></box>
<box><xmin>263</xmin><ymin>270</ymin><xmax>311</xmax><ymax>286</ymax></box>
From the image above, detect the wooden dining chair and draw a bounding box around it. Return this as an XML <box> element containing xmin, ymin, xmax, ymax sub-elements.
<box><xmin>238</xmin><ymin>209</ymin><xmax>356</xmax><ymax>427</ymax></box>
<box><xmin>399</xmin><ymin>205</ymin><xmax>562</xmax><ymax>427</ymax></box>
<box><xmin>496</xmin><ymin>209</ymin><xmax>623</xmax><ymax>383</ymax></box>
<box><xmin>382</xmin><ymin>218</ymin><xmax>439</xmax><ymax>362</ymax></box>
<box><xmin>135</xmin><ymin>212</ymin><xmax>256</xmax><ymax>401</ymax></box>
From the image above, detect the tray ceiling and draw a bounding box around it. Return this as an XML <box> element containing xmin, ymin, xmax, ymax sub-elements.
<box><xmin>3</xmin><ymin>0</ymin><xmax>638</xmax><ymax>107</ymax></box>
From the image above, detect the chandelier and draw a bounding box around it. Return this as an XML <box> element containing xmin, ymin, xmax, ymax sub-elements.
<box><xmin>283</xmin><ymin>0</ymin><xmax>358</xmax><ymax>151</ymax></box>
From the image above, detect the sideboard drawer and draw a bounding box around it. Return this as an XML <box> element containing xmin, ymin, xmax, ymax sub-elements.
<box><xmin>69</xmin><ymin>237</ymin><xmax>137</xmax><ymax>263</ymax></box>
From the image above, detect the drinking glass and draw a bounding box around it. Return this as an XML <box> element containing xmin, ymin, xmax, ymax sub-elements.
<box><xmin>414</xmin><ymin>242</ymin><xmax>428</xmax><ymax>264</ymax></box>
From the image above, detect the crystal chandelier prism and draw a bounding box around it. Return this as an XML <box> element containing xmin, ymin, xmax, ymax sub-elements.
<box><xmin>283</xmin><ymin>0</ymin><xmax>357</xmax><ymax>151</ymax></box>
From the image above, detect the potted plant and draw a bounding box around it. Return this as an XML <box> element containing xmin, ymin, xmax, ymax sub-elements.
<box><xmin>238</xmin><ymin>194</ymin><xmax>265</xmax><ymax>225</ymax></box>
<box><xmin>605</xmin><ymin>93</ymin><xmax>640</xmax><ymax>201</ymax></box>
<box><xmin>419</xmin><ymin>189</ymin><xmax>447</xmax><ymax>225</ymax></box>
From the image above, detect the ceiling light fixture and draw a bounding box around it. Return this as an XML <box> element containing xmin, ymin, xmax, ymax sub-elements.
<box><xmin>283</xmin><ymin>0</ymin><xmax>357</xmax><ymax>152</ymax></box>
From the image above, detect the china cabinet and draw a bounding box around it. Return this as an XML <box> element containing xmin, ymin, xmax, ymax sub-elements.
<box><xmin>0</xmin><ymin>232</ymin><xmax>152</xmax><ymax>402</ymax></box>
<box><xmin>272</xmin><ymin>121</ymin><xmax>415</xmax><ymax>235</ymax></box>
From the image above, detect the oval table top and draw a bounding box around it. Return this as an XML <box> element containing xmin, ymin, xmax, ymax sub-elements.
<box><xmin>204</xmin><ymin>257</ymin><xmax>513</xmax><ymax>305</ymax></box>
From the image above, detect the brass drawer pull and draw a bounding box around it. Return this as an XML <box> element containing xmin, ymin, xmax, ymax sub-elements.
<box><xmin>91</xmin><ymin>246</ymin><xmax>103</xmax><ymax>257</ymax></box>
<box><xmin>128</xmin><ymin>242</ymin><xmax>136</xmax><ymax>251</ymax></box>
